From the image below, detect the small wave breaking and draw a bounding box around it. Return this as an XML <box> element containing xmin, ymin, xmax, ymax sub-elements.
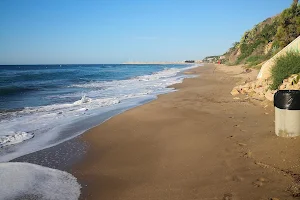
<box><xmin>0</xmin><ymin>132</ymin><xmax>34</xmax><ymax>148</ymax></box>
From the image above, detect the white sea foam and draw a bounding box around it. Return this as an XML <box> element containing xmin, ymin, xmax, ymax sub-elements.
<box><xmin>73</xmin><ymin>95</ymin><xmax>92</xmax><ymax>105</ymax></box>
<box><xmin>0</xmin><ymin>162</ymin><xmax>81</xmax><ymax>200</ymax></box>
<box><xmin>0</xmin><ymin>132</ymin><xmax>34</xmax><ymax>148</ymax></box>
<box><xmin>0</xmin><ymin>64</ymin><xmax>199</xmax><ymax>161</ymax></box>
<box><xmin>70</xmin><ymin>67</ymin><xmax>189</xmax><ymax>89</ymax></box>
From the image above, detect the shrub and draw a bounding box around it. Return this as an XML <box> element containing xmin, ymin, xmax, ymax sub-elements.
<box><xmin>275</xmin><ymin>3</ymin><xmax>300</xmax><ymax>48</ymax></box>
<box><xmin>270</xmin><ymin>51</ymin><xmax>300</xmax><ymax>89</ymax></box>
<box><xmin>246</xmin><ymin>55</ymin><xmax>262</xmax><ymax>63</ymax></box>
<box><xmin>246</xmin><ymin>55</ymin><xmax>268</xmax><ymax>66</ymax></box>
<box><xmin>271</xmin><ymin>40</ymin><xmax>281</xmax><ymax>55</ymax></box>
<box><xmin>236</xmin><ymin>39</ymin><xmax>266</xmax><ymax>64</ymax></box>
<box><xmin>260</xmin><ymin>22</ymin><xmax>278</xmax><ymax>43</ymax></box>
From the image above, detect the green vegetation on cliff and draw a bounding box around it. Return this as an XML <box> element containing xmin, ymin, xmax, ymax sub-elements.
<box><xmin>276</xmin><ymin>2</ymin><xmax>300</xmax><ymax>48</ymax></box>
<box><xmin>224</xmin><ymin>1</ymin><xmax>300</xmax><ymax>67</ymax></box>
<box><xmin>271</xmin><ymin>52</ymin><xmax>300</xmax><ymax>90</ymax></box>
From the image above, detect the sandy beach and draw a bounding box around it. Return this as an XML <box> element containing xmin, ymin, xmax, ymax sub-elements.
<box><xmin>2</xmin><ymin>1</ymin><xmax>300</xmax><ymax>199</ymax></box>
<box><xmin>65</xmin><ymin>64</ymin><xmax>300</xmax><ymax>200</ymax></box>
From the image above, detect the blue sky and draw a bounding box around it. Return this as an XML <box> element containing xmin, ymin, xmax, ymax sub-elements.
<box><xmin>0</xmin><ymin>0</ymin><xmax>291</xmax><ymax>64</ymax></box>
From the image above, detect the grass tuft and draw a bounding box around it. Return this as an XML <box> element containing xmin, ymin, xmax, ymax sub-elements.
<box><xmin>270</xmin><ymin>51</ymin><xmax>300</xmax><ymax>90</ymax></box>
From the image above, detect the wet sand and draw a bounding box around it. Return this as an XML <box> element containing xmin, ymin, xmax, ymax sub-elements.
<box><xmin>71</xmin><ymin>64</ymin><xmax>300</xmax><ymax>200</ymax></box>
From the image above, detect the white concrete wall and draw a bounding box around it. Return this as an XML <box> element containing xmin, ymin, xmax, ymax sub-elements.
<box><xmin>257</xmin><ymin>36</ymin><xmax>300</xmax><ymax>80</ymax></box>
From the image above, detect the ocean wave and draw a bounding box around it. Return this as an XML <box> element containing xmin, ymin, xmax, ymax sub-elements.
<box><xmin>0</xmin><ymin>86</ymin><xmax>39</xmax><ymax>96</ymax></box>
<box><xmin>70</xmin><ymin>82</ymin><xmax>107</xmax><ymax>89</ymax></box>
<box><xmin>70</xmin><ymin>67</ymin><xmax>184</xmax><ymax>89</ymax></box>
<box><xmin>15</xmin><ymin>95</ymin><xmax>121</xmax><ymax>115</ymax></box>
<box><xmin>0</xmin><ymin>132</ymin><xmax>34</xmax><ymax>148</ymax></box>
<box><xmin>73</xmin><ymin>95</ymin><xmax>93</xmax><ymax>105</ymax></box>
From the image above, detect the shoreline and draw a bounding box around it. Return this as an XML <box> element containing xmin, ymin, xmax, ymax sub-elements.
<box><xmin>4</xmin><ymin>64</ymin><xmax>198</xmax><ymax>162</ymax></box>
<box><xmin>12</xmin><ymin>64</ymin><xmax>300</xmax><ymax>199</ymax></box>
<box><xmin>11</xmin><ymin>64</ymin><xmax>202</xmax><ymax>168</ymax></box>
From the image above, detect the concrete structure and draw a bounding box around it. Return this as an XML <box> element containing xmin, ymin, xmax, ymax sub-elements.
<box><xmin>275</xmin><ymin>107</ymin><xmax>300</xmax><ymax>137</ymax></box>
<box><xmin>257</xmin><ymin>36</ymin><xmax>300</xmax><ymax>80</ymax></box>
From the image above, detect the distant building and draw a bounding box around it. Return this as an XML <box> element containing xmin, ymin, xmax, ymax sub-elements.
<box><xmin>184</xmin><ymin>60</ymin><xmax>195</xmax><ymax>63</ymax></box>
<box><xmin>206</xmin><ymin>58</ymin><xmax>214</xmax><ymax>63</ymax></box>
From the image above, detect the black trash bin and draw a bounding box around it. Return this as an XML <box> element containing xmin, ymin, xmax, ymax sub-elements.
<box><xmin>274</xmin><ymin>90</ymin><xmax>300</xmax><ymax>137</ymax></box>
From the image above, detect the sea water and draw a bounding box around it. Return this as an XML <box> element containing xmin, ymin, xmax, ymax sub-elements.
<box><xmin>0</xmin><ymin>64</ymin><xmax>198</xmax><ymax>162</ymax></box>
<box><xmin>0</xmin><ymin>162</ymin><xmax>81</xmax><ymax>200</ymax></box>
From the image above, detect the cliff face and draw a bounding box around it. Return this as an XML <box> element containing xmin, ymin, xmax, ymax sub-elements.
<box><xmin>224</xmin><ymin>16</ymin><xmax>278</xmax><ymax>67</ymax></box>
<box><xmin>224</xmin><ymin>2</ymin><xmax>300</xmax><ymax>67</ymax></box>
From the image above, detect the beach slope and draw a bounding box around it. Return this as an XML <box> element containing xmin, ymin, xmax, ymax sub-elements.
<box><xmin>73</xmin><ymin>64</ymin><xmax>300</xmax><ymax>200</ymax></box>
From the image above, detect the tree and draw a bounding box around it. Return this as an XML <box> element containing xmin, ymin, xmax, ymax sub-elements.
<box><xmin>294</xmin><ymin>0</ymin><xmax>298</xmax><ymax>5</ymax></box>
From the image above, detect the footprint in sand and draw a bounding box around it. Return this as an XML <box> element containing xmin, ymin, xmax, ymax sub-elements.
<box><xmin>222</xmin><ymin>193</ymin><xmax>233</xmax><ymax>200</ymax></box>
<box><xmin>225</xmin><ymin>175</ymin><xmax>244</xmax><ymax>182</ymax></box>
<box><xmin>243</xmin><ymin>150</ymin><xmax>253</xmax><ymax>158</ymax></box>
<box><xmin>252</xmin><ymin>177</ymin><xmax>268</xmax><ymax>187</ymax></box>
<box><xmin>237</xmin><ymin>142</ymin><xmax>247</xmax><ymax>147</ymax></box>
<box><xmin>253</xmin><ymin>180</ymin><xmax>263</xmax><ymax>187</ymax></box>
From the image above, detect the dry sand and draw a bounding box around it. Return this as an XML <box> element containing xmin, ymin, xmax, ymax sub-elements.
<box><xmin>72</xmin><ymin>64</ymin><xmax>300</xmax><ymax>200</ymax></box>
